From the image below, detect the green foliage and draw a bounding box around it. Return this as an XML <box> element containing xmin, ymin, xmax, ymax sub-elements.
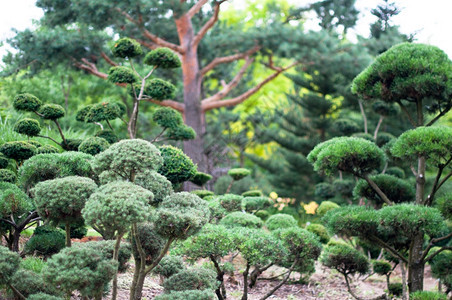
<box><xmin>241</xmin><ymin>190</ymin><xmax>263</xmax><ymax>197</ymax></box>
<box><xmin>190</xmin><ymin>172</ymin><xmax>213</xmax><ymax>186</ymax></box>
<box><xmin>372</xmin><ymin>100</ymin><xmax>399</xmax><ymax>117</ymax></box>
<box><xmin>135</xmin><ymin>170</ymin><xmax>173</xmax><ymax>204</ymax></box>
<box><xmin>62</xmin><ymin>138</ymin><xmax>83</xmax><ymax>151</ymax></box>
<box><xmin>220</xmin><ymin>212</ymin><xmax>263</xmax><ymax>229</ymax></box>
<box><xmin>21</xmin><ymin>257</ymin><xmax>46</xmax><ymax>273</ymax></box>
<box><xmin>410</xmin><ymin>291</ymin><xmax>447</xmax><ymax>300</ymax></box>
<box><xmin>320</xmin><ymin>243</ymin><xmax>369</xmax><ymax>275</ymax></box>
<box><xmin>306</xmin><ymin>223</ymin><xmax>330</xmax><ymax>244</ymax></box>
<box><xmin>315</xmin><ymin>182</ymin><xmax>335</xmax><ymax>199</ymax></box>
<box><xmin>19</xmin><ymin>152</ymin><xmax>95</xmax><ymax>193</ymax></box>
<box><xmin>75</xmin><ymin>241</ymin><xmax>132</xmax><ymax>273</ymax></box>
<box><xmin>13</xmin><ymin>93</ymin><xmax>42</xmax><ymax>112</ymax></box>
<box><xmin>334</xmin><ymin>118</ymin><xmax>360</xmax><ymax>135</ymax></box>
<box><xmin>391</xmin><ymin>126</ymin><xmax>452</xmax><ymax>166</ymax></box>
<box><xmin>83</xmin><ymin>181</ymin><xmax>153</xmax><ymax>236</ymax></box>
<box><xmin>144</xmin><ymin>47</ymin><xmax>181</xmax><ymax>69</ymax></box>
<box><xmin>436</xmin><ymin>194</ymin><xmax>451</xmax><ymax>219</ymax></box>
<box><xmin>155</xmin><ymin>290</ymin><xmax>216</xmax><ymax>300</ymax></box>
<box><xmin>353</xmin><ymin>174</ymin><xmax>415</xmax><ymax>206</ymax></box>
<box><xmin>0</xmin><ymin>245</ymin><xmax>20</xmax><ymax>285</ymax></box>
<box><xmin>316</xmin><ymin>201</ymin><xmax>340</xmax><ymax>216</ymax></box>
<box><xmin>94</xmin><ymin>139</ymin><xmax>163</xmax><ymax>180</ymax></box>
<box><xmin>191</xmin><ymin>190</ymin><xmax>215</xmax><ymax>199</ymax></box>
<box><xmin>10</xmin><ymin>269</ymin><xmax>60</xmax><ymax>298</ymax></box>
<box><xmin>153</xmin><ymin>107</ymin><xmax>183</xmax><ymax>130</ymax></box>
<box><xmin>333</xmin><ymin>179</ymin><xmax>355</xmax><ymax>197</ymax></box>
<box><xmin>385</xmin><ymin>166</ymin><xmax>405</xmax><ymax>178</ymax></box>
<box><xmin>158</xmin><ymin>145</ymin><xmax>196</xmax><ymax>184</ymax></box>
<box><xmin>323</xmin><ymin>206</ymin><xmax>379</xmax><ymax>237</ymax></box>
<box><xmin>205</xmin><ymin>198</ymin><xmax>227</xmax><ymax>222</ymax></box>
<box><xmin>95</xmin><ymin>129</ymin><xmax>118</xmax><ymax>144</ymax></box>
<box><xmin>388</xmin><ymin>283</ymin><xmax>403</xmax><ymax>296</ymax></box>
<box><xmin>0</xmin><ymin>141</ymin><xmax>36</xmax><ymax>161</ymax></box>
<box><xmin>218</xmin><ymin>194</ymin><xmax>243</xmax><ymax>212</ymax></box>
<box><xmin>27</xmin><ymin>293</ymin><xmax>64</xmax><ymax>300</ymax></box>
<box><xmin>24</xmin><ymin>226</ymin><xmax>66</xmax><ymax>257</ymax></box>
<box><xmin>372</xmin><ymin>260</ymin><xmax>392</xmax><ymax>275</ymax></box>
<box><xmin>111</xmin><ymin>37</ymin><xmax>142</xmax><ymax>58</ymax></box>
<box><xmin>243</xmin><ymin>196</ymin><xmax>272</xmax><ymax>212</ymax></box>
<box><xmin>430</xmin><ymin>249</ymin><xmax>452</xmax><ymax>293</ymax></box>
<box><xmin>376</xmin><ymin>132</ymin><xmax>396</xmax><ymax>147</ymax></box>
<box><xmin>265</xmin><ymin>213</ymin><xmax>298</xmax><ymax>231</ymax></box>
<box><xmin>352</xmin><ymin>43</ymin><xmax>452</xmax><ymax>115</ymax></box>
<box><xmin>129</xmin><ymin>222</ymin><xmax>164</xmax><ymax>265</ymax></box>
<box><xmin>167</xmin><ymin>125</ymin><xmax>196</xmax><ymax>140</ymax></box>
<box><xmin>153</xmin><ymin>192</ymin><xmax>210</xmax><ymax>239</ymax></box>
<box><xmin>14</xmin><ymin>118</ymin><xmax>41</xmax><ymax>137</ymax></box>
<box><xmin>36</xmin><ymin>144</ymin><xmax>59</xmax><ymax>154</ymax></box>
<box><xmin>58</xmin><ymin>219</ymin><xmax>87</xmax><ymax>239</ymax></box>
<box><xmin>0</xmin><ymin>169</ymin><xmax>16</xmax><ymax>183</ymax></box>
<box><xmin>308</xmin><ymin>137</ymin><xmax>386</xmax><ymax>176</ymax></box>
<box><xmin>227</xmin><ymin>168</ymin><xmax>251</xmax><ymax>181</ymax></box>
<box><xmin>352</xmin><ymin>132</ymin><xmax>375</xmax><ymax>142</ymax></box>
<box><xmin>0</xmin><ymin>182</ymin><xmax>33</xmax><ymax>220</ymax></box>
<box><xmin>78</xmin><ymin>137</ymin><xmax>110</xmax><ymax>155</ymax></box>
<box><xmin>146</xmin><ymin>78</ymin><xmax>177</xmax><ymax>100</ymax></box>
<box><xmin>43</xmin><ymin>244</ymin><xmax>118</xmax><ymax>298</ymax></box>
<box><xmin>163</xmin><ymin>267</ymin><xmax>219</xmax><ymax>292</ymax></box>
<box><xmin>33</xmin><ymin>176</ymin><xmax>97</xmax><ymax>224</ymax></box>
<box><xmin>108</xmin><ymin>66</ymin><xmax>137</xmax><ymax>84</ymax></box>
<box><xmin>0</xmin><ymin>153</ymin><xmax>9</xmax><ymax>168</ymax></box>
<box><xmin>85</xmin><ymin>102</ymin><xmax>123</xmax><ymax>122</ymax></box>
<box><xmin>38</xmin><ymin>104</ymin><xmax>65</xmax><ymax>120</ymax></box>
<box><xmin>214</xmin><ymin>175</ymin><xmax>255</xmax><ymax>195</ymax></box>
<box><xmin>76</xmin><ymin>105</ymin><xmax>93</xmax><ymax>122</ymax></box>
<box><xmin>154</xmin><ymin>255</ymin><xmax>186</xmax><ymax>278</ymax></box>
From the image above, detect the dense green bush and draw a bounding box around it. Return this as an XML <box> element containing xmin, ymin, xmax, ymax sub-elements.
<box><xmin>265</xmin><ymin>213</ymin><xmax>297</xmax><ymax>231</ymax></box>
<box><xmin>78</xmin><ymin>137</ymin><xmax>110</xmax><ymax>155</ymax></box>
<box><xmin>306</xmin><ymin>223</ymin><xmax>330</xmax><ymax>244</ymax></box>
<box><xmin>320</xmin><ymin>243</ymin><xmax>369</xmax><ymax>276</ymax></box>
<box><xmin>190</xmin><ymin>172</ymin><xmax>212</xmax><ymax>187</ymax></box>
<box><xmin>0</xmin><ymin>245</ymin><xmax>20</xmax><ymax>285</ymax></box>
<box><xmin>409</xmin><ymin>291</ymin><xmax>447</xmax><ymax>300</ymax></box>
<box><xmin>85</xmin><ymin>102</ymin><xmax>123</xmax><ymax>123</ymax></box>
<box><xmin>388</xmin><ymin>283</ymin><xmax>403</xmax><ymax>296</ymax></box>
<box><xmin>227</xmin><ymin>168</ymin><xmax>251</xmax><ymax>181</ymax></box>
<box><xmin>334</xmin><ymin>118</ymin><xmax>360</xmax><ymax>135</ymax></box>
<box><xmin>95</xmin><ymin>129</ymin><xmax>118</xmax><ymax>144</ymax></box>
<box><xmin>36</xmin><ymin>144</ymin><xmax>59</xmax><ymax>154</ymax></box>
<box><xmin>144</xmin><ymin>47</ymin><xmax>181</xmax><ymax>69</ymax></box>
<box><xmin>0</xmin><ymin>153</ymin><xmax>9</xmax><ymax>168</ymax></box>
<box><xmin>13</xmin><ymin>93</ymin><xmax>42</xmax><ymax>112</ymax></box>
<box><xmin>163</xmin><ymin>268</ymin><xmax>219</xmax><ymax>292</ymax></box>
<box><xmin>129</xmin><ymin>222</ymin><xmax>164</xmax><ymax>265</ymax></box>
<box><xmin>75</xmin><ymin>241</ymin><xmax>132</xmax><ymax>273</ymax></box>
<box><xmin>385</xmin><ymin>166</ymin><xmax>405</xmax><ymax>178</ymax></box>
<box><xmin>38</xmin><ymin>104</ymin><xmax>65</xmax><ymax>120</ymax></box>
<box><xmin>315</xmin><ymin>182</ymin><xmax>336</xmax><ymax>199</ymax></box>
<box><xmin>0</xmin><ymin>169</ymin><xmax>16</xmax><ymax>183</ymax></box>
<box><xmin>241</xmin><ymin>190</ymin><xmax>263</xmax><ymax>197</ymax></box>
<box><xmin>153</xmin><ymin>107</ymin><xmax>183</xmax><ymax>130</ymax></box>
<box><xmin>376</xmin><ymin>132</ymin><xmax>395</xmax><ymax>147</ymax></box>
<box><xmin>0</xmin><ymin>141</ymin><xmax>36</xmax><ymax>161</ymax></box>
<box><xmin>140</xmin><ymin>78</ymin><xmax>176</xmax><ymax>100</ymax></box>
<box><xmin>316</xmin><ymin>200</ymin><xmax>339</xmax><ymax>216</ymax></box>
<box><xmin>108</xmin><ymin>66</ymin><xmax>137</xmax><ymax>84</ymax></box>
<box><xmin>191</xmin><ymin>190</ymin><xmax>215</xmax><ymax>199</ymax></box>
<box><xmin>218</xmin><ymin>194</ymin><xmax>243</xmax><ymax>212</ymax></box>
<box><xmin>27</xmin><ymin>293</ymin><xmax>64</xmax><ymax>300</ymax></box>
<box><xmin>436</xmin><ymin>194</ymin><xmax>452</xmax><ymax>219</ymax></box>
<box><xmin>155</xmin><ymin>290</ymin><xmax>216</xmax><ymax>300</ymax></box>
<box><xmin>220</xmin><ymin>212</ymin><xmax>263</xmax><ymax>229</ymax></box>
<box><xmin>134</xmin><ymin>170</ymin><xmax>174</xmax><ymax>204</ymax></box>
<box><xmin>206</xmin><ymin>198</ymin><xmax>227</xmax><ymax>222</ymax></box>
<box><xmin>24</xmin><ymin>226</ymin><xmax>65</xmax><ymax>257</ymax></box>
<box><xmin>11</xmin><ymin>269</ymin><xmax>60</xmax><ymax>298</ymax></box>
<box><xmin>372</xmin><ymin>260</ymin><xmax>392</xmax><ymax>275</ymax></box>
<box><xmin>243</xmin><ymin>196</ymin><xmax>272</xmax><ymax>212</ymax></box>
<box><xmin>61</xmin><ymin>138</ymin><xmax>83</xmax><ymax>151</ymax></box>
<box><xmin>158</xmin><ymin>145</ymin><xmax>196</xmax><ymax>184</ymax></box>
<box><xmin>111</xmin><ymin>37</ymin><xmax>142</xmax><ymax>58</ymax></box>
<box><xmin>154</xmin><ymin>255</ymin><xmax>186</xmax><ymax>278</ymax></box>
<box><xmin>43</xmin><ymin>244</ymin><xmax>118</xmax><ymax>299</ymax></box>
<box><xmin>14</xmin><ymin>118</ymin><xmax>41</xmax><ymax>137</ymax></box>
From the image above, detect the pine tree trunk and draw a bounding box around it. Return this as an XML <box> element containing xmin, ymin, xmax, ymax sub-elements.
<box><xmin>407</xmin><ymin>233</ymin><xmax>425</xmax><ymax>293</ymax></box>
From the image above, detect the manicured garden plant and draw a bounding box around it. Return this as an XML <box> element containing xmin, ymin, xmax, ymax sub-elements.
<box><xmin>153</xmin><ymin>255</ymin><xmax>186</xmax><ymax>279</ymax></box>
<box><xmin>24</xmin><ymin>225</ymin><xmax>65</xmax><ymax>257</ymax></box>
<box><xmin>162</xmin><ymin>267</ymin><xmax>218</xmax><ymax>293</ymax></box>
<box><xmin>191</xmin><ymin>189</ymin><xmax>215</xmax><ymax>199</ymax></box>
<box><xmin>226</xmin><ymin>168</ymin><xmax>251</xmax><ymax>193</ymax></box>
<box><xmin>220</xmin><ymin>211</ymin><xmax>263</xmax><ymax>229</ymax></box>
<box><xmin>0</xmin><ymin>245</ymin><xmax>25</xmax><ymax>299</ymax></box>
<box><xmin>218</xmin><ymin>194</ymin><xmax>243</xmax><ymax>212</ymax></box>
<box><xmin>154</xmin><ymin>290</ymin><xmax>216</xmax><ymax>300</ymax></box>
<box><xmin>243</xmin><ymin>196</ymin><xmax>272</xmax><ymax>214</ymax></box>
<box><xmin>265</xmin><ymin>213</ymin><xmax>298</xmax><ymax>231</ymax></box>
<box><xmin>158</xmin><ymin>145</ymin><xmax>197</xmax><ymax>185</ymax></box>
<box><xmin>306</xmin><ymin>223</ymin><xmax>330</xmax><ymax>244</ymax></box>
<box><xmin>190</xmin><ymin>171</ymin><xmax>213</xmax><ymax>187</ymax></box>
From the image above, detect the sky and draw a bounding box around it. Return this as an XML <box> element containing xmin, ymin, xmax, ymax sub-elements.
<box><xmin>0</xmin><ymin>0</ymin><xmax>452</xmax><ymax>60</ymax></box>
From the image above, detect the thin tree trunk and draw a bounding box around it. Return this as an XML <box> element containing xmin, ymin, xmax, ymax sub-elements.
<box><xmin>358</xmin><ymin>99</ymin><xmax>368</xmax><ymax>134</ymax></box>
<box><xmin>407</xmin><ymin>233</ymin><xmax>425</xmax><ymax>293</ymax></box>
<box><xmin>112</xmin><ymin>232</ymin><xmax>124</xmax><ymax>300</ymax></box>
<box><xmin>373</xmin><ymin>116</ymin><xmax>384</xmax><ymax>140</ymax></box>
<box><xmin>65</xmin><ymin>221</ymin><xmax>71</xmax><ymax>247</ymax></box>
<box><xmin>241</xmin><ymin>263</ymin><xmax>251</xmax><ymax>300</ymax></box>
<box><xmin>400</xmin><ymin>259</ymin><xmax>407</xmax><ymax>300</ymax></box>
<box><xmin>259</xmin><ymin>260</ymin><xmax>297</xmax><ymax>300</ymax></box>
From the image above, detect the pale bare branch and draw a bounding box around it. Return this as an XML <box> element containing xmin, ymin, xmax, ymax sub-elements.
<box><xmin>186</xmin><ymin>0</ymin><xmax>209</xmax><ymax>19</ymax></box>
<box><xmin>192</xmin><ymin>1</ymin><xmax>227</xmax><ymax>48</ymax></box>
<box><xmin>201</xmin><ymin>45</ymin><xmax>261</xmax><ymax>76</ymax></box>
<box><xmin>143</xmin><ymin>99</ymin><xmax>185</xmax><ymax>112</ymax></box>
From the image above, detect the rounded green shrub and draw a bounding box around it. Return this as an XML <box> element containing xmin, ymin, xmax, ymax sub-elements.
<box><xmin>372</xmin><ymin>260</ymin><xmax>392</xmax><ymax>275</ymax></box>
<box><xmin>24</xmin><ymin>225</ymin><xmax>65</xmax><ymax>257</ymax></box>
<box><xmin>33</xmin><ymin>176</ymin><xmax>97</xmax><ymax>224</ymax></box>
<box><xmin>153</xmin><ymin>192</ymin><xmax>210</xmax><ymax>239</ymax></box>
<box><xmin>155</xmin><ymin>290</ymin><xmax>216</xmax><ymax>300</ymax></box>
<box><xmin>430</xmin><ymin>250</ymin><xmax>452</xmax><ymax>287</ymax></box>
<box><xmin>129</xmin><ymin>222</ymin><xmax>165</xmax><ymax>265</ymax></box>
<box><xmin>376</xmin><ymin>132</ymin><xmax>395</xmax><ymax>147</ymax></box>
<box><xmin>306</xmin><ymin>223</ymin><xmax>330</xmax><ymax>244</ymax></box>
<box><xmin>62</xmin><ymin>138</ymin><xmax>83</xmax><ymax>151</ymax></box>
<box><xmin>316</xmin><ymin>201</ymin><xmax>340</xmax><ymax>216</ymax></box>
<box><xmin>227</xmin><ymin>168</ymin><xmax>251</xmax><ymax>181</ymax></box>
<box><xmin>206</xmin><ymin>199</ymin><xmax>226</xmax><ymax>222</ymax></box>
<box><xmin>78</xmin><ymin>137</ymin><xmax>110</xmax><ymax>155</ymax></box>
<box><xmin>388</xmin><ymin>283</ymin><xmax>403</xmax><ymax>296</ymax></box>
<box><xmin>145</xmin><ymin>78</ymin><xmax>176</xmax><ymax>100</ymax></box>
<box><xmin>153</xmin><ymin>107</ymin><xmax>183</xmax><ymax>130</ymax></box>
<box><xmin>255</xmin><ymin>210</ymin><xmax>269</xmax><ymax>220</ymax></box>
<box><xmin>385</xmin><ymin>167</ymin><xmax>405</xmax><ymax>179</ymax></box>
<box><xmin>108</xmin><ymin>66</ymin><xmax>137</xmax><ymax>84</ymax></box>
<box><xmin>154</xmin><ymin>255</ymin><xmax>186</xmax><ymax>278</ymax></box>
<box><xmin>111</xmin><ymin>37</ymin><xmax>142</xmax><ymax>58</ymax></box>
<box><xmin>315</xmin><ymin>182</ymin><xmax>335</xmax><ymax>199</ymax></box>
<box><xmin>158</xmin><ymin>145</ymin><xmax>196</xmax><ymax>184</ymax></box>
<box><xmin>0</xmin><ymin>245</ymin><xmax>20</xmax><ymax>285</ymax></box>
<box><xmin>334</xmin><ymin>118</ymin><xmax>360</xmax><ymax>135</ymax></box>
<box><xmin>95</xmin><ymin>129</ymin><xmax>118</xmax><ymax>144</ymax></box>
<box><xmin>0</xmin><ymin>141</ymin><xmax>36</xmax><ymax>161</ymax></box>
<box><xmin>36</xmin><ymin>144</ymin><xmax>59</xmax><ymax>154</ymax></box>
<box><xmin>265</xmin><ymin>213</ymin><xmax>297</xmax><ymax>231</ymax></box>
<box><xmin>243</xmin><ymin>196</ymin><xmax>272</xmax><ymax>213</ymax></box>
<box><xmin>85</xmin><ymin>102</ymin><xmax>122</xmax><ymax>122</ymax></box>
<box><xmin>43</xmin><ymin>244</ymin><xmax>118</xmax><ymax>299</ymax></box>
<box><xmin>0</xmin><ymin>169</ymin><xmax>16</xmax><ymax>183</ymax></box>
<box><xmin>144</xmin><ymin>47</ymin><xmax>181</xmax><ymax>69</ymax></box>
<box><xmin>242</xmin><ymin>190</ymin><xmax>263</xmax><ymax>197</ymax></box>
<box><xmin>220</xmin><ymin>212</ymin><xmax>263</xmax><ymax>229</ymax></box>
<box><xmin>10</xmin><ymin>269</ymin><xmax>60</xmax><ymax>298</ymax></box>
<box><xmin>0</xmin><ymin>153</ymin><xmax>9</xmax><ymax>168</ymax></box>
<box><xmin>322</xmin><ymin>205</ymin><xmax>379</xmax><ymax>237</ymax></box>
<box><xmin>410</xmin><ymin>291</ymin><xmax>447</xmax><ymax>300</ymax></box>
<box><xmin>134</xmin><ymin>170</ymin><xmax>173</xmax><ymax>204</ymax></box>
<box><xmin>76</xmin><ymin>105</ymin><xmax>93</xmax><ymax>122</ymax></box>
<box><xmin>27</xmin><ymin>293</ymin><xmax>64</xmax><ymax>300</ymax></box>
<box><xmin>14</xmin><ymin>118</ymin><xmax>41</xmax><ymax>136</ymax></box>
<box><xmin>191</xmin><ymin>190</ymin><xmax>214</xmax><ymax>199</ymax></box>
<box><xmin>167</xmin><ymin>125</ymin><xmax>196</xmax><ymax>140</ymax></box>
<box><xmin>436</xmin><ymin>194</ymin><xmax>452</xmax><ymax>219</ymax></box>
<box><xmin>218</xmin><ymin>194</ymin><xmax>243</xmax><ymax>212</ymax></box>
<box><xmin>320</xmin><ymin>243</ymin><xmax>369</xmax><ymax>275</ymax></box>
<box><xmin>190</xmin><ymin>172</ymin><xmax>213</xmax><ymax>186</ymax></box>
<box><xmin>162</xmin><ymin>268</ymin><xmax>219</xmax><ymax>292</ymax></box>
<box><xmin>0</xmin><ymin>181</ymin><xmax>33</xmax><ymax>219</ymax></box>
<box><xmin>13</xmin><ymin>93</ymin><xmax>42</xmax><ymax>112</ymax></box>
<box><xmin>38</xmin><ymin>104</ymin><xmax>65</xmax><ymax>120</ymax></box>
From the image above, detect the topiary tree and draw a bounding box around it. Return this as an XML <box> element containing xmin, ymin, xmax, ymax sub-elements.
<box><xmin>265</xmin><ymin>214</ymin><xmax>298</xmax><ymax>231</ymax></box>
<box><xmin>226</xmin><ymin>168</ymin><xmax>251</xmax><ymax>193</ymax></box>
<box><xmin>218</xmin><ymin>194</ymin><xmax>243</xmax><ymax>212</ymax></box>
<box><xmin>32</xmin><ymin>176</ymin><xmax>97</xmax><ymax>247</ymax></box>
<box><xmin>306</xmin><ymin>223</ymin><xmax>330</xmax><ymax>244</ymax></box>
<box><xmin>14</xmin><ymin>118</ymin><xmax>41</xmax><ymax>137</ymax></box>
<box><xmin>243</xmin><ymin>196</ymin><xmax>272</xmax><ymax>214</ymax></box>
<box><xmin>78</xmin><ymin>136</ymin><xmax>110</xmax><ymax>155</ymax></box>
<box><xmin>220</xmin><ymin>212</ymin><xmax>263</xmax><ymax>229</ymax></box>
<box><xmin>158</xmin><ymin>145</ymin><xmax>197</xmax><ymax>185</ymax></box>
<box><xmin>42</xmin><ymin>244</ymin><xmax>118</xmax><ymax>300</ymax></box>
<box><xmin>154</xmin><ymin>290</ymin><xmax>216</xmax><ymax>300</ymax></box>
<box><xmin>153</xmin><ymin>255</ymin><xmax>186</xmax><ymax>280</ymax></box>
<box><xmin>0</xmin><ymin>141</ymin><xmax>36</xmax><ymax>165</ymax></box>
<box><xmin>24</xmin><ymin>225</ymin><xmax>65</xmax><ymax>257</ymax></box>
<box><xmin>189</xmin><ymin>171</ymin><xmax>213</xmax><ymax>188</ymax></box>
<box><xmin>372</xmin><ymin>260</ymin><xmax>394</xmax><ymax>291</ymax></box>
<box><xmin>162</xmin><ymin>267</ymin><xmax>218</xmax><ymax>294</ymax></box>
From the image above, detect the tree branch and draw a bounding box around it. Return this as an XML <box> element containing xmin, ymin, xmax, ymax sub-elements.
<box><xmin>192</xmin><ymin>1</ymin><xmax>227</xmax><ymax>48</ymax></box>
<box><xmin>421</xmin><ymin>232</ymin><xmax>452</xmax><ymax>263</ymax></box>
<box><xmin>425</xmin><ymin>157</ymin><xmax>452</xmax><ymax>205</ymax></box>
<box><xmin>425</xmin><ymin>105</ymin><xmax>452</xmax><ymax>126</ymax></box>
<box><xmin>101</xmin><ymin>52</ymin><xmax>118</xmax><ymax>67</ymax></box>
<box><xmin>202</xmin><ymin>61</ymin><xmax>299</xmax><ymax>112</ymax></box>
<box><xmin>396</xmin><ymin>100</ymin><xmax>417</xmax><ymax>128</ymax></box>
<box><xmin>186</xmin><ymin>0</ymin><xmax>210</xmax><ymax>19</ymax></box>
<box><xmin>424</xmin><ymin>246</ymin><xmax>452</xmax><ymax>263</ymax></box>
<box><xmin>362</xmin><ymin>174</ymin><xmax>393</xmax><ymax>206</ymax></box>
<box><xmin>201</xmin><ymin>45</ymin><xmax>261</xmax><ymax>76</ymax></box>
<box><xmin>143</xmin><ymin>99</ymin><xmax>185</xmax><ymax>112</ymax></box>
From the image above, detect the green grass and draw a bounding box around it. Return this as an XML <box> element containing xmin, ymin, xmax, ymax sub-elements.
<box><xmin>21</xmin><ymin>257</ymin><xmax>46</xmax><ymax>273</ymax></box>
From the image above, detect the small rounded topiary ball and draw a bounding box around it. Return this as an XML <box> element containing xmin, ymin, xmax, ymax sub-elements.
<box><xmin>85</xmin><ymin>102</ymin><xmax>122</xmax><ymax>122</ymax></box>
<box><xmin>0</xmin><ymin>141</ymin><xmax>36</xmax><ymax>161</ymax></box>
<box><xmin>111</xmin><ymin>37</ymin><xmax>143</xmax><ymax>58</ymax></box>
<box><xmin>76</xmin><ymin>105</ymin><xmax>93</xmax><ymax>122</ymax></box>
<box><xmin>13</xmin><ymin>93</ymin><xmax>42</xmax><ymax>112</ymax></box>
<box><xmin>0</xmin><ymin>169</ymin><xmax>17</xmax><ymax>183</ymax></box>
<box><xmin>144</xmin><ymin>79</ymin><xmax>176</xmax><ymax>101</ymax></box>
<box><xmin>144</xmin><ymin>47</ymin><xmax>181</xmax><ymax>69</ymax></box>
<box><xmin>265</xmin><ymin>213</ymin><xmax>297</xmax><ymax>231</ymax></box>
<box><xmin>228</xmin><ymin>168</ymin><xmax>251</xmax><ymax>181</ymax></box>
<box><xmin>167</xmin><ymin>125</ymin><xmax>196</xmax><ymax>140</ymax></box>
<box><xmin>95</xmin><ymin>130</ymin><xmax>118</xmax><ymax>144</ymax></box>
<box><xmin>372</xmin><ymin>260</ymin><xmax>392</xmax><ymax>275</ymax></box>
<box><xmin>190</xmin><ymin>172</ymin><xmax>213</xmax><ymax>187</ymax></box>
<box><xmin>158</xmin><ymin>145</ymin><xmax>197</xmax><ymax>184</ymax></box>
<box><xmin>38</xmin><ymin>104</ymin><xmax>65</xmax><ymax>120</ymax></box>
<box><xmin>36</xmin><ymin>144</ymin><xmax>60</xmax><ymax>154</ymax></box>
<box><xmin>316</xmin><ymin>200</ymin><xmax>340</xmax><ymax>216</ymax></box>
<box><xmin>78</xmin><ymin>137</ymin><xmax>110</xmax><ymax>155</ymax></box>
<box><xmin>153</xmin><ymin>107</ymin><xmax>183</xmax><ymax>130</ymax></box>
<box><xmin>108</xmin><ymin>66</ymin><xmax>137</xmax><ymax>84</ymax></box>
<box><xmin>14</xmin><ymin>118</ymin><xmax>41</xmax><ymax>137</ymax></box>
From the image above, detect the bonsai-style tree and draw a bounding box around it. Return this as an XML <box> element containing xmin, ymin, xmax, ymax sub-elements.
<box><xmin>32</xmin><ymin>176</ymin><xmax>97</xmax><ymax>247</ymax></box>
<box><xmin>226</xmin><ymin>168</ymin><xmax>251</xmax><ymax>193</ymax></box>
